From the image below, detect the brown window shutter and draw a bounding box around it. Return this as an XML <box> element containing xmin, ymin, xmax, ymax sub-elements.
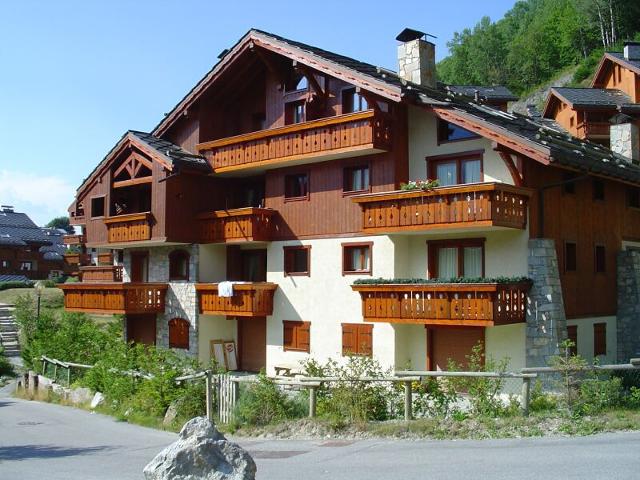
<box><xmin>169</xmin><ymin>318</ymin><xmax>189</xmax><ymax>349</ymax></box>
<box><xmin>567</xmin><ymin>325</ymin><xmax>578</xmax><ymax>356</ymax></box>
<box><xmin>342</xmin><ymin>324</ymin><xmax>356</xmax><ymax>355</ymax></box>
<box><xmin>283</xmin><ymin>321</ymin><xmax>294</xmax><ymax>349</ymax></box>
<box><xmin>594</xmin><ymin>323</ymin><xmax>606</xmax><ymax>356</ymax></box>
<box><xmin>298</xmin><ymin>322</ymin><xmax>311</xmax><ymax>353</ymax></box>
<box><xmin>357</xmin><ymin>324</ymin><xmax>373</xmax><ymax>356</ymax></box>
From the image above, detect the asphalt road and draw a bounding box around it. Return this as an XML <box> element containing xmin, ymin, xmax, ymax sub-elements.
<box><xmin>2</xmin><ymin>385</ymin><xmax>640</xmax><ymax>480</ymax></box>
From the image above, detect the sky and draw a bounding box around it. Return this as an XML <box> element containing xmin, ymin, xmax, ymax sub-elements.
<box><xmin>0</xmin><ymin>0</ymin><xmax>515</xmax><ymax>226</ymax></box>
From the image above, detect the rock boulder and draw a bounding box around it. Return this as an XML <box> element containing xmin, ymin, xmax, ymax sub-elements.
<box><xmin>143</xmin><ymin>417</ymin><xmax>256</xmax><ymax>480</ymax></box>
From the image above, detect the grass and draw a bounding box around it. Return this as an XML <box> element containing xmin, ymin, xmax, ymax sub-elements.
<box><xmin>0</xmin><ymin>288</ymin><xmax>64</xmax><ymax>309</ymax></box>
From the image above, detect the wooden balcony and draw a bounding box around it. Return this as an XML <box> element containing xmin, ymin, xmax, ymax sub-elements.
<box><xmin>195</xmin><ymin>282</ymin><xmax>278</xmax><ymax>317</ymax></box>
<box><xmin>197</xmin><ymin>207</ymin><xmax>276</xmax><ymax>243</ymax></box>
<box><xmin>352</xmin><ymin>183</ymin><xmax>531</xmax><ymax>234</ymax></box>
<box><xmin>196</xmin><ymin>110</ymin><xmax>393</xmax><ymax>173</ymax></box>
<box><xmin>64</xmin><ymin>253</ymin><xmax>91</xmax><ymax>266</ymax></box>
<box><xmin>63</xmin><ymin>234</ymin><xmax>86</xmax><ymax>245</ymax></box>
<box><xmin>59</xmin><ymin>283</ymin><xmax>167</xmax><ymax>314</ymax></box>
<box><xmin>351</xmin><ymin>281</ymin><xmax>531</xmax><ymax>327</ymax></box>
<box><xmin>80</xmin><ymin>265</ymin><xmax>123</xmax><ymax>283</ymax></box>
<box><xmin>577</xmin><ymin>121</ymin><xmax>610</xmax><ymax>139</ymax></box>
<box><xmin>104</xmin><ymin>212</ymin><xmax>152</xmax><ymax>243</ymax></box>
<box><xmin>97</xmin><ymin>252</ymin><xmax>114</xmax><ymax>265</ymax></box>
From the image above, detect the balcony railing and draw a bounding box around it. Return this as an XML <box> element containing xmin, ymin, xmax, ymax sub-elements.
<box><xmin>80</xmin><ymin>265</ymin><xmax>123</xmax><ymax>283</ymax></box>
<box><xmin>64</xmin><ymin>253</ymin><xmax>91</xmax><ymax>266</ymax></box>
<box><xmin>97</xmin><ymin>252</ymin><xmax>114</xmax><ymax>265</ymax></box>
<box><xmin>577</xmin><ymin>121</ymin><xmax>610</xmax><ymax>139</ymax></box>
<box><xmin>197</xmin><ymin>207</ymin><xmax>276</xmax><ymax>243</ymax></box>
<box><xmin>196</xmin><ymin>110</ymin><xmax>393</xmax><ymax>173</ymax></box>
<box><xmin>63</xmin><ymin>234</ymin><xmax>86</xmax><ymax>245</ymax></box>
<box><xmin>352</xmin><ymin>183</ymin><xmax>531</xmax><ymax>234</ymax></box>
<box><xmin>351</xmin><ymin>281</ymin><xmax>531</xmax><ymax>327</ymax></box>
<box><xmin>195</xmin><ymin>282</ymin><xmax>278</xmax><ymax>317</ymax></box>
<box><xmin>104</xmin><ymin>212</ymin><xmax>153</xmax><ymax>243</ymax></box>
<box><xmin>59</xmin><ymin>283</ymin><xmax>167</xmax><ymax>314</ymax></box>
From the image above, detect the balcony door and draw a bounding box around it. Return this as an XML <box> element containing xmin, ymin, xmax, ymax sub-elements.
<box><xmin>226</xmin><ymin>247</ymin><xmax>267</xmax><ymax>282</ymax></box>
<box><xmin>237</xmin><ymin>317</ymin><xmax>267</xmax><ymax>372</ymax></box>
<box><xmin>130</xmin><ymin>251</ymin><xmax>149</xmax><ymax>282</ymax></box>
<box><xmin>426</xmin><ymin>327</ymin><xmax>484</xmax><ymax>371</ymax></box>
<box><xmin>126</xmin><ymin>314</ymin><xmax>156</xmax><ymax>346</ymax></box>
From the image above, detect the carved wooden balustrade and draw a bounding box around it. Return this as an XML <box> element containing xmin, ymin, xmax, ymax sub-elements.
<box><xmin>196</xmin><ymin>110</ymin><xmax>392</xmax><ymax>173</ymax></box>
<box><xmin>104</xmin><ymin>212</ymin><xmax>153</xmax><ymax>243</ymax></box>
<box><xmin>195</xmin><ymin>282</ymin><xmax>278</xmax><ymax>317</ymax></box>
<box><xmin>197</xmin><ymin>208</ymin><xmax>276</xmax><ymax>243</ymax></box>
<box><xmin>351</xmin><ymin>281</ymin><xmax>531</xmax><ymax>327</ymax></box>
<box><xmin>352</xmin><ymin>183</ymin><xmax>531</xmax><ymax>233</ymax></box>
<box><xmin>63</xmin><ymin>234</ymin><xmax>86</xmax><ymax>245</ymax></box>
<box><xmin>59</xmin><ymin>283</ymin><xmax>167</xmax><ymax>314</ymax></box>
<box><xmin>80</xmin><ymin>265</ymin><xmax>123</xmax><ymax>283</ymax></box>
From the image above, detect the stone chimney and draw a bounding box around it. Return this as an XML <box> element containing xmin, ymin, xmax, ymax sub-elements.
<box><xmin>396</xmin><ymin>28</ymin><xmax>436</xmax><ymax>88</ymax></box>
<box><xmin>624</xmin><ymin>41</ymin><xmax>640</xmax><ymax>61</ymax></box>
<box><xmin>610</xmin><ymin>113</ymin><xmax>639</xmax><ymax>162</ymax></box>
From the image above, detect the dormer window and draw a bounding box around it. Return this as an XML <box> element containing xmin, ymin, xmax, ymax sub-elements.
<box><xmin>285</xmin><ymin>101</ymin><xmax>305</xmax><ymax>125</ymax></box>
<box><xmin>437</xmin><ymin>119</ymin><xmax>479</xmax><ymax>143</ymax></box>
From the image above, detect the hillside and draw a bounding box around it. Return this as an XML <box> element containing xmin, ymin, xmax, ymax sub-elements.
<box><xmin>437</xmin><ymin>0</ymin><xmax>640</xmax><ymax>96</ymax></box>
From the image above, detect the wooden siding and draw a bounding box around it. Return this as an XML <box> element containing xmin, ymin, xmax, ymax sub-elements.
<box><xmin>353</xmin><ymin>183</ymin><xmax>531</xmax><ymax>234</ymax></box>
<box><xmin>59</xmin><ymin>283</ymin><xmax>167</xmax><ymax>314</ymax></box>
<box><xmin>526</xmin><ymin>160</ymin><xmax>640</xmax><ymax>318</ymax></box>
<box><xmin>197</xmin><ymin>207</ymin><xmax>276</xmax><ymax>243</ymax></box>
<box><xmin>352</xmin><ymin>282</ymin><xmax>530</xmax><ymax>327</ymax></box>
<box><xmin>195</xmin><ymin>282</ymin><xmax>277</xmax><ymax>317</ymax></box>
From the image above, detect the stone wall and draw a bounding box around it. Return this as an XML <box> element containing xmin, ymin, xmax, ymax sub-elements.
<box><xmin>616</xmin><ymin>250</ymin><xmax>640</xmax><ymax>362</ymax></box>
<box><xmin>610</xmin><ymin>122</ymin><xmax>639</xmax><ymax>161</ymax></box>
<box><xmin>397</xmin><ymin>39</ymin><xmax>436</xmax><ymax>88</ymax></box>
<box><xmin>526</xmin><ymin>238</ymin><xmax>567</xmax><ymax>368</ymax></box>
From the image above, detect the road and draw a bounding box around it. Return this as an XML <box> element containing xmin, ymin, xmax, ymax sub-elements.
<box><xmin>2</xmin><ymin>385</ymin><xmax>640</xmax><ymax>480</ymax></box>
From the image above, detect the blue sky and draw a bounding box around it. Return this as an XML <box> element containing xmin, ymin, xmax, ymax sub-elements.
<box><xmin>0</xmin><ymin>0</ymin><xmax>514</xmax><ymax>225</ymax></box>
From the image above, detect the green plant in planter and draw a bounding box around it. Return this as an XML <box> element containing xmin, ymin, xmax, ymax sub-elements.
<box><xmin>400</xmin><ymin>179</ymin><xmax>440</xmax><ymax>191</ymax></box>
<box><xmin>353</xmin><ymin>276</ymin><xmax>531</xmax><ymax>285</ymax></box>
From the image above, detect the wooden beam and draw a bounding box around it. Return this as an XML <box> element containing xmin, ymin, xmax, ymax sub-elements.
<box><xmin>493</xmin><ymin>143</ymin><xmax>524</xmax><ymax>187</ymax></box>
<box><xmin>250</xmin><ymin>43</ymin><xmax>285</xmax><ymax>83</ymax></box>
<box><xmin>294</xmin><ymin>62</ymin><xmax>325</xmax><ymax>97</ymax></box>
<box><xmin>112</xmin><ymin>177</ymin><xmax>153</xmax><ymax>189</ymax></box>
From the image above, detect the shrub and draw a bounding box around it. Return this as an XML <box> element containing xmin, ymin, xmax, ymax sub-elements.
<box><xmin>235</xmin><ymin>373</ymin><xmax>302</xmax><ymax>426</ymax></box>
<box><xmin>0</xmin><ymin>281</ymin><xmax>33</xmax><ymax>291</ymax></box>
<box><xmin>627</xmin><ymin>387</ymin><xmax>640</xmax><ymax>409</ymax></box>
<box><xmin>412</xmin><ymin>377</ymin><xmax>459</xmax><ymax>417</ymax></box>
<box><xmin>548</xmin><ymin>339</ymin><xmax>588</xmax><ymax>410</ymax></box>
<box><xmin>575</xmin><ymin>376</ymin><xmax>623</xmax><ymax>415</ymax></box>
<box><xmin>529</xmin><ymin>380</ymin><xmax>557</xmax><ymax>413</ymax></box>
<box><xmin>0</xmin><ymin>348</ymin><xmax>14</xmax><ymax>377</ymax></box>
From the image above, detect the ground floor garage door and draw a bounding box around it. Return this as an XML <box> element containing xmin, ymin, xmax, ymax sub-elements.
<box><xmin>427</xmin><ymin>327</ymin><xmax>485</xmax><ymax>370</ymax></box>
<box><xmin>237</xmin><ymin>316</ymin><xmax>266</xmax><ymax>372</ymax></box>
<box><xmin>126</xmin><ymin>314</ymin><xmax>156</xmax><ymax>346</ymax></box>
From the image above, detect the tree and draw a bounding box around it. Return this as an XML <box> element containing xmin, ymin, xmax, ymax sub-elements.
<box><xmin>45</xmin><ymin>216</ymin><xmax>74</xmax><ymax>234</ymax></box>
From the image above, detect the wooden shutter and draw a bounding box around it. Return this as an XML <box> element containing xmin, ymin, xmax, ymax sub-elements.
<box><xmin>342</xmin><ymin>324</ymin><xmax>356</xmax><ymax>355</ymax></box>
<box><xmin>283</xmin><ymin>321</ymin><xmax>310</xmax><ymax>353</ymax></box>
<box><xmin>169</xmin><ymin>318</ymin><xmax>189</xmax><ymax>349</ymax></box>
<box><xmin>594</xmin><ymin>323</ymin><xmax>606</xmax><ymax>356</ymax></box>
<box><xmin>356</xmin><ymin>324</ymin><xmax>373</xmax><ymax>356</ymax></box>
<box><xmin>342</xmin><ymin>323</ymin><xmax>372</xmax><ymax>356</ymax></box>
<box><xmin>298</xmin><ymin>322</ymin><xmax>310</xmax><ymax>353</ymax></box>
<box><xmin>567</xmin><ymin>325</ymin><xmax>578</xmax><ymax>356</ymax></box>
<box><xmin>283</xmin><ymin>321</ymin><xmax>294</xmax><ymax>350</ymax></box>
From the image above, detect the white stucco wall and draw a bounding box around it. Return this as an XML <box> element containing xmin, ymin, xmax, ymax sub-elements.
<box><xmin>407</xmin><ymin>105</ymin><xmax>514</xmax><ymax>185</ymax></box>
<box><xmin>198</xmin><ymin>244</ymin><xmax>227</xmax><ymax>283</ymax></box>
<box><xmin>198</xmin><ymin>314</ymin><xmax>238</xmax><ymax>365</ymax></box>
<box><xmin>566</xmin><ymin>316</ymin><xmax>617</xmax><ymax>364</ymax></box>
<box><xmin>485</xmin><ymin>323</ymin><xmax>526</xmax><ymax>371</ymax></box>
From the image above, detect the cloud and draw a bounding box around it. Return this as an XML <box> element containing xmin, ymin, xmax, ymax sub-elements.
<box><xmin>0</xmin><ymin>170</ymin><xmax>76</xmax><ymax>226</ymax></box>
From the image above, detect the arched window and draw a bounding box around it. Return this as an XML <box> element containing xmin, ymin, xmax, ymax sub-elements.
<box><xmin>169</xmin><ymin>250</ymin><xmax>190</xmax><ymax>281</ymax></box>
<box><xmin>168</xmin><ymin>318</ymin><xmax>190</xmax><ymax>349</ymax></box>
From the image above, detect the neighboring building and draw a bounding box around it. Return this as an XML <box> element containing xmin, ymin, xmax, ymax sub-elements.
<box><xmin>543</xmin><ymin>41</ymin><xmax>640</xmax><ymax>155</ymax></box>
<box><xmin>444</xmin><ymin>85</ymin><xmax>518</xmax><ymax>111</ymax></box>
<box><xmin>59</xmin><ymin>28</ymin><xmax>640</xmax><ymax>374</ymax></box>
<box><xmin>0</xmin><ymin>206</ymin><xmax>68</xmax><ymax>280</ymax></box>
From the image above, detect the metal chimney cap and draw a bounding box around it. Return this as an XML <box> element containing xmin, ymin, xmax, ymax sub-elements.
<box><xmin>396</xmin><ymin>28</ymin><xmax>428</xmax><ymax>43</ymax></box>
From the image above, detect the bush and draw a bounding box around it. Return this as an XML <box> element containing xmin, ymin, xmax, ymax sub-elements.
<box><xmin>529</xmin><ymin>381</ymin><xmax>557</xmax><ymax>413</ymax></box>
<box><xmin>302</xmin><ymin>356</ymin><xmax>394</xmax><ymax>423</ymax></box>
<box><xmin>0</xmin><ymin>348</ymin><xmax>14</xmax><ymax>377</ymax></box>
<box><xmin>0</xmin><ymin>281</ymin><xmax>34</xmax><ymax>291</ymax></box>
<box><xmin>235</xmin><ymin>373</ymin><xmax>303</xmax><ymax>426</ymax></box>
<box><xmin>412</xmin><ymin>377</ymin><xmax>459</xmax><ymax>418</ymax></box>
<box><xmin>575</xmin><ymin>376</ymin><xmax>624</xmax><ymax>415</ymax></box>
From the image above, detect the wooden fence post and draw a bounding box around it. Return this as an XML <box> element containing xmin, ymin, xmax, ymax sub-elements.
<box><xmin>403</xmin><ymin>380</ymin><xmax>412</xmax><ymax>421</ymax></box>
<box><xmin>521</xmin><ymin>376</ymin><xmax>531</xmax><ymax>416</ymax></box>
<box><xmin>205</xmin><ymin>370</ymin><xmax>214</xmax><ymax>423</ymax></box>
<box><xmin>308</xmin><ymin>385</ymin><xmax>317</xmax><ymax>418</ymax></box>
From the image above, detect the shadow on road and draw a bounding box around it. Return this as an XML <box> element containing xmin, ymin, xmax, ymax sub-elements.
<box><xmin>0</xmin><ymin>399</ymin><xmax>16</xmax><ymax>408</ymax></box>
<box><xmin>0</xmin><ymin>444</ymin><xmax>115</xmax><ymax>461</ymax></box>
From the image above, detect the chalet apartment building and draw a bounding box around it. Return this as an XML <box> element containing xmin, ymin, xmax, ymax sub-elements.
<box><xmin>60</xmin><ymin>29</ymin><xmax>640</xmax><ymax>374</ymax></box>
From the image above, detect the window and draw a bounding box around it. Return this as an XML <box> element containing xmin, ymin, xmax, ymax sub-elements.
<box><xmin>343</xmin><ymin>165</ymin><xmax>370</xmax><ymax>193</ymax></box>
<box><xmin>562</xmin><ymin>173</ymin><xmax>576</xmax><ymax>194</ymax></box>
<box><xmin>342</xmin><ymin>323</ymin><xmax>373</xmax><ymax>356</ymax></box>
<box><xmin>20</xmin><ymin>261</ymin><xmax>32</xmax><ymax>271</ymax></box>
<box><xmin>169</xmin><ymin>250</ymin><xmax>190</xmax><ymax>281</ymax></box>
<box><xmin>1</xmin><ymin>260</ymin><xmax>8</xmax><ymax>268</ymax></box>
<box><xmin>285</xmin><ymin>100</ymin><xmax>305</xmax><ymax>125</ymax></box>
<box><xmin>593</xmin><ymin>179</ymin><xmax>605</xmax><ymax>201</ymax></box>
<box><xmin>342</xmin><ymin>88</ymin><xmax>368</xmax><ymax>113</ymax></box>
<box><xmin>91</xmin><ymin>196</ymin><xmax>105</xmax><ymax>218</ymax></box>
<box><xmin>627</xmin><ymin>187</ymin><xmax>640</xmax><ymax>208</ymax></box>
<box><xmin>168</xmin><ymin>318</ymin><xmax>190</xmax><ymax>349</ymax></box>
<box><xmin>284</xmin><ymin>246</ymin><xmax>310</xmax><ymax>276</ymax></box>
<box><xmin>567</xmin><ymin>325</ymin><xmax>578</xmax><ymax>356</ymax></box>
<box><xmin>593</xmin><ymin>323</ymin><xmax>606</xmax><ymax>357</ymax></box>
<box><xmin>569</xmin><ymin>116</ymin><xmax>575</xmax><ymax>128</ymax></box>
<box><xmin>594</xmin><ymin>245</ymin><xmax>606</xmax><ymax>273</ymax></box>
<box><xmin>428</xmin><ymin>239</ymin><xmax>484</xmax><ymax>279</ymax></box>
<box><xmin>342</xmin><ymin>243</ymin><xmax>372</xmax><ymax>275</ymax></box>
<box><xmin>283</xmin><ymin>321</ymin><xmax>310</xmax><ymax>352</ymax></box>
<box><xmin>284</xmin><ymin>173</ymin><xmax>309</xmax><ymax>200</ymax></box>
<box><xmin>565</xmin><ymin>241</ymin><xmax>577</xmax><ymax>272</ymax></box>
<box><xmin>437</xmin><ymin>119</ymin><xmax>479</xmax><ymax>143</ymax></box>
<box><xmin>427</xmin><ymin>151</ymin><xmax>483</xmax><ymax>187</ymax></box>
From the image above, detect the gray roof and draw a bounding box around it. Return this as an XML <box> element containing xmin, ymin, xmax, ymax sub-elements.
<box><xmin>0</xmin><ymin>274</ymin><xmax>30</xmax><ymax>283</ymax></box>
<box><xmin>39</xmin><ymin>227</ymin><xmax>67</xmax><ymax>256</ymax></box>
<box><xmin>0</xmin><ymin>210</ymin><xmax>51</xmax><ymax>246</ymax></box>
<box><xmin>551</xmin><ymin>87</ymin><xmax>632</xmax><ymax>108</ymax></box>
<box><xmin>607</xmin><ymin>52</ymin><xmax>640</xmax><ymax>73</ymax></box>
<box><xmin>129</xmin><ymin>131</ymin><xmax>210</xmax><ymax>172</ymax></box>
<box><xmin>445</xmin><ymin>85</ymin><xmax>518</xmax><ymax>102</ymax></box>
